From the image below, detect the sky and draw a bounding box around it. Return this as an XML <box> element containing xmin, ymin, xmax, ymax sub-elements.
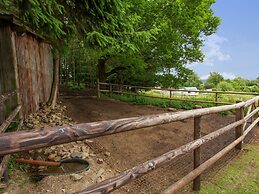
<box><xmin>188</xmin><ymin>0</ymin><xmax>259</xmax><ymax>80</ymax></box>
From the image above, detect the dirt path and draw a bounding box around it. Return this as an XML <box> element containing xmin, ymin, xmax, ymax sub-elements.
<box><xmin>62</xmin><ymin>97</ymin><xmax>258</xmax><ymax>194</ymax></box>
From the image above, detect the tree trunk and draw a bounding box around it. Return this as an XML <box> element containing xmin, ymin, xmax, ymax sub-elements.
<box><xmin>48</xmin><ymin>51</ymin><xmax>60</xmax><ymax>109</ymax></box>
<box><xmin>97</xmin><ymin>57</ymin><xmax>107</xmax><ymax>82</ymax></box>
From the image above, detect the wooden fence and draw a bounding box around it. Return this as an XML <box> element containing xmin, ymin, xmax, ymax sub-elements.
<box><xmin>98</xmin><ymin>82</ymin><xmax>259</xmax><ymax>105</ymax></box>
<box><xmin>0</xmin><ymin>90</ymin><xmax>21</xmax><ymax>187</ymax></box>
<box><xmin>0</xmin><ymin>92</ymin><xmax>258</xmax><ymax>193</ymax></box>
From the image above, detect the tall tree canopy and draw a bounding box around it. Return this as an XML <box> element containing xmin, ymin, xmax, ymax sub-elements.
<box><xmin>1</xmin><ymin>0</ymin><xmax>221</xmax><ymax>88</ymax></box>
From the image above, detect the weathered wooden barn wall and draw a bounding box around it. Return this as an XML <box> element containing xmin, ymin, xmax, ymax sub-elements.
<box><xmin>0</xmin><ymin>17</ymin><xmax>53</xmax><ymax>118</ymax></box>
<box><xmin>0</xmin><ymin>22</ymin><xmax>18</xmax><ymax>124</ymax></box>
<box><xmin>14</xmin><ymin>31</ymin><xmax>53</xmax><ymax>117</ymax></box>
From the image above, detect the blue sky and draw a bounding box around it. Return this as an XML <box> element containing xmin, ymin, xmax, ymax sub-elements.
<box><xmin>188</xmin><ymin>0</ymin><xmax>259</xmax><ymax>80</ymax></box>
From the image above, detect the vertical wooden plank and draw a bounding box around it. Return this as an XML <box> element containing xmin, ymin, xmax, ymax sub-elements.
<box><xmin>97</xmin><ymin>79</ymin><xmax>100</xmax><ymax>98</ymax></box>
<box><xmin>193</xmin><ymin>105</ymin><xmax>202</xmax><ymax>191</ymax></box>
<box><xmin>109</xmin><ymin>83</ymin><xmax>112</xmax><ymax>97</ymax></box>
<box><xmin>215</xmin><ymin>92</ymin><xmax>219</xmax><ymax>106</ymax></box>
<box><xmin>235</xmin><ymin>100</ymin><xmax>244</xmax><ymax>150</ymax></box>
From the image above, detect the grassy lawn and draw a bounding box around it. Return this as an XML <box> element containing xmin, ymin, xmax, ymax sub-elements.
<box><xmin>200</xmin><ymin>144</ymin><xmax>259</xmax><ymax>194</ymax></box>
<box><xmin>144</xmin><ymin>90</ymin><xmax>254</xmax><ymax>104</ymax></box>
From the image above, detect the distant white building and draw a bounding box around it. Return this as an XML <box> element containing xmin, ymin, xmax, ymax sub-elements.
<box><xmin>173</xmin><ymin>87</ymin><xmax>199</xmax><ymax>96</ymax></box>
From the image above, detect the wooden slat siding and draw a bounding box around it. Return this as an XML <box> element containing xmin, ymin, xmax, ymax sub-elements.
<box><xmin>100</xmin><ymin>82</ymin><xmax>259</xmax><ymax>96</ymax></box>
<box><xmin>0</xmin><ymin>98</ymin><xmax>257</xmax><ymax>156</ymax></box>
<box><xmin>14</xmin><ymin>31</ymin><xmax>53</xmax><ymax>117</ymax></box>
<box><xmin>0</xmin><ymin>23</ymin><xmax>18</xmax><ymax>122</ymax></box>
<box><xmin>161</xmin><ymin>117</ymin><xmax>259</xmax><ymax>194</ymax></box>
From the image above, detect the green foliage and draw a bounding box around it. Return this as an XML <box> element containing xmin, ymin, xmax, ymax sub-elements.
<box><xmin>217</xmin><ymin>81</ymin><xmax>234</xmax><ymax>91</ymax></box>
<box><xmin>65</xmin><ymin>82</ymin><xmax>85</xmax><ymax>90</ymax></box>
<box><xmin>206</xmin><ymin>72</ymin><xmax>224</xmax><ymax>88</ymax></box>
<box><xmin>107</xmin><ymin>93</ymin><xmax>215</xmax><ymax>110</ymax></box>
<box><xmin>183</xmin><ymin>71</ymin><xmax>203</xmax><ymax>89</ymax></box>
<box><xmin>8</xmin><ymin>159</ymin><xmax>30</xmax><ymax>171</ymax></box>
<box><xmin>2</xmin><ymin>0</ymin><xmax>222</xmax><ymax>89</ymax></box>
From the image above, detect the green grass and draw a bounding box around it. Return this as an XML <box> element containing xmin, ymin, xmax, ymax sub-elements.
<box><xmin>145</xmin><ymin>90</ymin><xmax>254</xmax><ymax>104</ymax></box>
<box><xmin>200</xmin><ymin>144</ymin><xmax>259</xmax><ymax>194</ymax></box>
<box><xmin>105</xmin><ymin>93</ymin><xmax>217</xmax><ymax>110</ymax></box>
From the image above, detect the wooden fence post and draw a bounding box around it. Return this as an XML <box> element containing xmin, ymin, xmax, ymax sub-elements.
<box><xmin>215</xmin><ymin>92</ymin><xmax>219</xmax><ymax>106</ymax></box>
<box><xmin>235</xmin><ymin>100</ymin><xmax>244</xmax><ymax>150</ymax></box>
<box><xmin>258</xmin><ymin>100</ymin><xmax>259</xmax><ymax>126</ymax></box>
<box><xmin>193</xmin><ymin>105</ymin><xmax>202</xmax><ymax>191</ymax></box>
<box><xmin>109</xmin><ymin>83</ymin><xmax>112</xmax><ymax>97</ymax></box>
<box><xmin>169</xmin><ymin>90</ymin><xmax>172</xmax><ymax>106</ymax></box>
<box><xmin>97</xmin><ymin>79</ymin><xmax>100</xmax><ymax>98</ymax></box>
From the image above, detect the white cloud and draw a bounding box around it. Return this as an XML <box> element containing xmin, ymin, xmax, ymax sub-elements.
<box><xmin>221</xmin><ymin>72</ymin><xmax>236</xmax><ymax>79</ymax></box>
<box><xmin>200</xmin><ymin>74</ymin><xmax>209</xmax><ymax>80</ymax></box>
<box><xmin>203</xmin><ymin>34</ymin><xmax>231</xmax><ymax>66</ymax></box>
<box><xmin>188</xmin><ymin>34</ymin><xmax>231</xmax><ymax>68</ymax></box>
<box><xmin>201</xmin><ymin>72</ymin><xmax>236</xmax><ymax>80</ymax></box>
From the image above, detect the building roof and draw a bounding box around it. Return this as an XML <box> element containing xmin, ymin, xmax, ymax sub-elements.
<box><xmin>182</xmin><ymin>87</ymin><xmax>198</xmax><ymax>91</ymax></box>
<box><xmin>0</xmin><ymin>13</ymin><xmax>45</xmax><ymax>41</ymax></box>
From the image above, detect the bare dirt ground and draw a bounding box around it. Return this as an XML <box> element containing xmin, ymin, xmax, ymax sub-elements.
<box><xmin>2</xmin><ymin>96</ymin><xmax>257</xmax><ymax>194</ymax></box>
<box><xmin>62</xmin><ymin>96</ymin><xmax>258</xmax><ymax>194</ymax></box>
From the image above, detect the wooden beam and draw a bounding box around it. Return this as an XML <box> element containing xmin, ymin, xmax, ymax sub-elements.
<box><xmin>0</xmin><ymin>105</ymin><xmax>21</xmax><ymax>133</ymax></box>
<box><xmin>97</xmin><ymin>79</ymin><xmax>100</xmax><ymax>98</ymax></box>
<box><xmin>235</xmin><ymin>101</ymin><xmax>244</xmax><ymax>150</ymax></box>
<box><xmin>193</xmin><ymin>106</ymin><xmax>202</xmax><ymax>191</ymax></box>
<box><xmin>0</xmin><ymin>102</ymin><xmax>248</xmax><ymax>156</ymax></box>
<box><xmin>74</xmin><ymin>120</ymin><xmax>244</xmax><ymax>194</ymax></box>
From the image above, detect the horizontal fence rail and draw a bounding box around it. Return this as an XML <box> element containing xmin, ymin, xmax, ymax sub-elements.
<box><xmin>0</xmin><ymin>100</ymin><xmax>256</xmax><ymax>156</ymax></box>
<box><xmin>0</xmin><ymin>105</ymin><xmax>21</xmax><ymax>184</ymax></box>
<box><xmin>161</xmin><ymin>116</ymin><xmax>259</xmax><ymax>194</ymax></box>
<box><xmin>99</xmin><ymin>82</ymin><xmax>259</xmax><ymax>106</ymax></box>
<box><xmin>99</xmin><ymin>82</ymin><xmax>259</xmax><ymax>96</ymax></box>
<box><xmin>0</xmin><ymin>90</ymin><xmax>258</xmax><ymax>193</ymax></box>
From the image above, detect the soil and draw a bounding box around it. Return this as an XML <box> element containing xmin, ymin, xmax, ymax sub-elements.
<box><xmin>62</xmin><ymin>97</ymin><xmax>258</xmax><ymax>194</ymax></box>
<box><xmin>2</xmin><ymin>96</ymin><xmax>258</xmax><ymax>194</ymax></box>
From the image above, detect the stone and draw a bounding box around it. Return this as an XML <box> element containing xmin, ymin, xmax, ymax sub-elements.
<box><xmin>97</xmin><ymin>158</ymin><xmax>104</xmax><ymax>164</ymax></box>
<box><xmin>48</xmin><ymin>154</ymin><xmax>57</xmax><ymax>161</ymax></box>
<box><xmin>28</xmin><ymin>150</ymin><xmax>34</xmax><ymax>154</ymax></box>
<box><xmin>70</xmin><ymin>174</ymin><xmax>83</xmax><ymax>181</ymax></box>
<box><xmin>82</xmin><ymin>153</ymin><xmax>90</xmax><ymax>159</ymax></box>
<box><xmin>36</xmin><ymin>149</ymin><xmax>43</xmax><ymax>154</ymax></box>
<box><xmin>89</xmin><ymin>153</ymin><xmax>96</xmax><ymax>157</ymax></box>
<box><xmin>104</xmin><ymin>152</ymin><xmax>111</xmax><ymax>157</ymax></box>
<box><xmin>70</xmin><ymin>152</ymin><xmax>83</xmax><ymax>158</ymax></box>
<box><xmin>54</xmin><ymin>156</ymin><xmax>61</xmax><ymax>162</ymax></box>
<box><xmin>94</xmin><ymin>168</ymin><xmax>105</xmax><ymax>180</ymax></box>
<box><xmin>44</xmin><ymin>148</ymin><xmax>52</xmax><ymax>155</ymax></box>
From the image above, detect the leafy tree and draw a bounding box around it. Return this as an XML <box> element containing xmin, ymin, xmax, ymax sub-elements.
<box><xmin>218</xmin><ymin>81</ymin><xmax>234</xmax><ymax>91</ymax></box>
<box><xmin>183</xmin><ymin>71</ymin><xmax>203</xmax><ymax>89</ymax></box>
<box><xmin>206</xmin><ymin>72</ymin><xmax>224</xmax><ymax>88</ymax></box>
